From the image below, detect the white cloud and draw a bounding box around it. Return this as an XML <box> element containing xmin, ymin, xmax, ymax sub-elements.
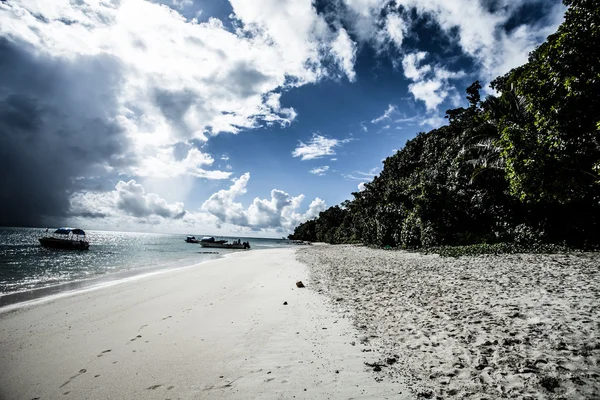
<box><xmin>201</xmin><ymin>173</ymin><xmax>326</xmax><ymax>230</ymax></box>
<box><xmin>344</xmin><ymin>167</ymin><xmax>380</xmax><ymax>181</ymax></box>
<box><xmin>304</xmin><ymin>198</ymin><xmax>327</xmax><ymax>219</ymax></box>
<box><xmin>201</xmin><ymin>173</ymin><xmax>250</xmax><ymax>227</ymax></box>
<box><xmin>384</xmin><ymin>13</ymin><xmax>406</xmax><ymax>49</ymax></box>
<box><xmin>394</xmin><ymin>115</ymin><xmax>420</xmax><ymax>124</ymax></box>
<box><xmin>131</xmin><ymin>147</ymin><xmax>231</xmax><ymax>179</ymax></box>
<box><xmin>420</xmin><ymin>114</ymin><xmax>446</xmax><ymax>128</ymax></box>
<box><xmin>401</xmin><ymin>51</ymin><xmax>465</xmax><ymax>111</ymax></box>
<box><xmin>69</xmin><ymin>180</ymin><xmax>186</xmax><ymax>220</ymax></box>
<box><xmin>401</xmin><ymin>52</ymin><xmax>431</xmax><ymax>81</ymax></box>
<box><xmin>358</xmin><ymin>182</ymin><xmax>367</xmax><ymax>191</ymax></box>
<box><xmin>330</xmin><ymin>28</ymin><xmax>358</xmax><ymax>81</ymax></box>
<box><xmin>309</xmin><ymin>166</ymin><xmax>330</xmax><ymax>176</ymax></box>
<box><xmin>292</xmin><ymin>134</ymin><xmax>351</xmax><ymax>161</ymax></box>
<box><xmin>371</xmin><ymin>104</ymin><xmax>397</xmax><ymax>124</ymax></box>
<box><xmin>340</xmin><ymin>0</ymin><xmax>565</xmax><ymax>87</ymax></box>
<box><xmin>0</xmin><ymin>0</ymin><xmax>359</xmax><ymax>181</ymax></box>
<box><xmin>170</xmin><ymin>0</ymin><xmax>193</xmax><ymax>10</ymax></box>
<box><xmin>408</xmin><ymin>80</ymin><xmax>446</xmax><ymax>111</ymax></box>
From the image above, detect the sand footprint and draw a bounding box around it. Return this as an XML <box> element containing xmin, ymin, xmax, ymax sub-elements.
<box><xmin>59</xmin><ymin>369</ymin><xmax>87</xmax><ymax>388</ymax></box>
<box><xmin>97</xmin><ymin>349</ymin><xmax>112</xmax><ymax>357</ymax></box>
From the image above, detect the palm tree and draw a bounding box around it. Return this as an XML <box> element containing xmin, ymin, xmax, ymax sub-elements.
<box><xmin>460</xmin><ymin>85</ymin><xmax>528</xmax><ymax>184</ymax></box>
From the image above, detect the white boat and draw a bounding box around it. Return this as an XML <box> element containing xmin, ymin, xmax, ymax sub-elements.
<box><xmin>200</xmin><ymin>237</ymin><xmax>250</xmax><ymax>249</ymax></box>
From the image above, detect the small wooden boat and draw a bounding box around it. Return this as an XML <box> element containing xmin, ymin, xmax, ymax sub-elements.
<box><xmin>39</xmin><ymin>228</ymin><xmax>90</xmax><ymax>250</ymax></box>
<box><xmin>200</xmin><ymin>237</ymin><xmax>250</xmax><ymax>249</ymax></box>
<box><xmin>185</xmin><ymin>236</ymin><xmax>200</xmax><ymax>243</ymax></box>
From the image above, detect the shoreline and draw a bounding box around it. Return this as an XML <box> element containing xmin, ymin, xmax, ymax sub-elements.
<box><xmin>0</xmin><ymin>247</ymin><xmax>411</xmax><ymax>399</ymax></box>
<box><xmin>0</xmin><ymin>251</ymin><xmax>227</xmax><ymax>311</ymax></box>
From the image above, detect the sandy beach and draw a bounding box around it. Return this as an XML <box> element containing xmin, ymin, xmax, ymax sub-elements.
<box><xmin>0</xmin><ymin>248</ymin><xmax>410</xmax><ymax>400</ymax></box>
<box><xmin>298</xmin><ymin>245</ymin><xmax>600</xmax><ymax>399</ymax></box>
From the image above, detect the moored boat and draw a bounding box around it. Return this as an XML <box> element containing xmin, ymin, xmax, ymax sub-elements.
<box><xmin>185</xmin><ymin>236</ymin><xmax>200</xmax><ymax>243</ymax></box>
<box><xmin>200</xmin><ymin>236</ymin><xmax>250</xmax><ymax>249</ymax></box>
<box><xmin>39</xmin><ymin>228</ymin><xmax>90</xmax><ymax>250</ymax></box>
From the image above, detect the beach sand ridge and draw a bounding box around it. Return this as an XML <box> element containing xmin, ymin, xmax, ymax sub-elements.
<box><xmin>297</xmin><ymin>245</ymin><xmax>600</xmax><ymax>399</ymax></box>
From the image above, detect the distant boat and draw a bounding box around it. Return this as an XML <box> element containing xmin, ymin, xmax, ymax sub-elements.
<box><xmin>185</xmin><ymin>236</ymin><xmax>200</xmax><ymax>243</ymax></box>
<box><xmin>200</xmin><ymin>236</ymin><xmax>250</xmax><ymax>249</ymax></box>
<box><xmin>39</xmin><ymin>228</ymin><xmax>90</xmax><ymax>250</ymax></box>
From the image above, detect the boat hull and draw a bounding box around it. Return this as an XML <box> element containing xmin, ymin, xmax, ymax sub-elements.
<box><xmin>200</xmin><ymin>242</ymin><xmax>249</xmax><ymax>249</ymax></box>
<box><xmin>39</xmin><ymin>237</ymin><xmax>90</xmax><ymax>250</ymax></box>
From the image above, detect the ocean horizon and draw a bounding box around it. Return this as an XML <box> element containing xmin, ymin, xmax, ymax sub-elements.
<box><xmin>0</xmin><ymin>227</ymin><xmax>292</xmax><ymax>308</ymax></box>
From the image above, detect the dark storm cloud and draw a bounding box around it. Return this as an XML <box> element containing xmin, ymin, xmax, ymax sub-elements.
<box><xmin>0</xmin><ymin>37</ymin><xmax>129</xmax><ymax>227</ymax></box>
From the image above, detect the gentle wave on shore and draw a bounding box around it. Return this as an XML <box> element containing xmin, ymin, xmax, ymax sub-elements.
<box><xmin>0</xmin><ymin>227</ymin><xmax>290</xmax><ymax>305</ymax></box>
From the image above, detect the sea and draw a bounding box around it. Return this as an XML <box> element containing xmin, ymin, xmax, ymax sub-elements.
<box><xmin>0</xmin><ymin>227</ymin><xmax>292</xmax><ymax>308</ymax></box>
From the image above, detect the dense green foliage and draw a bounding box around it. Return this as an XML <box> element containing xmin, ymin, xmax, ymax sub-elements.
<box><xmin>290</xmin><ymin>0</ymin><xmax>600</xmax><ymax>249</ymax></box>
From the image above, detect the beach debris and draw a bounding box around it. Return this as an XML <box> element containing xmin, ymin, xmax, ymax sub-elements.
<box><xmin>539</xmin><ymin>376</ymin><xmax>560</xmax><ymax>392</ymax></box>
<box><xmin>416</xmin><ymin>389</ymin><xmax>434</xmax><ymax>398</ymax></box>
<box><xmin>365</xmin><ymin>361</ymin><xmax>386</xmax><ymax>372</ymax></box>
<box><xmin>296</xmin><ymin>281</ymin><xmax>305</xmax><ymax>288</ymax></box>
<box><xmin>475</xmin><ymin>356</ymin><xmax>488</xmax><ymax>370</ymax></box>
<box><xmin>386</xmin><ymin>357</ymin><xmax>397</xmax><ymax>365</ymax></box>
<box><xmin>283</xmin><ymin>301</ymin><xmax>288</xmax><ymax>305</ymax></box>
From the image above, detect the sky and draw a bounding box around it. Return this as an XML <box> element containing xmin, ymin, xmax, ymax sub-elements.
<box><xmin>0</xmin><ymin>0</ymin><xmax>566</xmax><ymax>237</ymax></box>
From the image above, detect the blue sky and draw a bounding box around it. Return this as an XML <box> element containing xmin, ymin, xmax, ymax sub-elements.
<box><xmin>0</xmin><ymin>0</ymin><xmax>566</xmax><ymax>236</ymax></box>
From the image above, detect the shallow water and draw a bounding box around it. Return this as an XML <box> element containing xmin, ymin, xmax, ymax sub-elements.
<box><xmin>0</xmin><ymin>227</ymin><xmax>290</xmax><ymax>306</ymax></box>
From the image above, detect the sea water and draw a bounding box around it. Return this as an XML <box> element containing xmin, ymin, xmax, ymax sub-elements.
<box><xmin>0</xmin><ymin>227</ymin><xmax>291</xmax><ymax>307</ymax></box>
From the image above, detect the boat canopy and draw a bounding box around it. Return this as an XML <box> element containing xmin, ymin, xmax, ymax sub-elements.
<box><xmin>201</xmin><ymin>236</ymin><xmax>215</xmax><ymax>242</ymax></box>
<box><xmin>54</xmin><ymin>227</ymin><xmax>86</xmax><ymax>235</ymax></box>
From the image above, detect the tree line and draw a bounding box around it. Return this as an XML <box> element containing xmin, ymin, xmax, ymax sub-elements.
<box><xmin>290</xmin><ymin>0</ymin><xmax>599</xmax><ymax>249</ymax></box>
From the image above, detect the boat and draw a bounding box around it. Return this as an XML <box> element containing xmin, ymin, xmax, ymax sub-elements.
<box><xmin>185</xmin><ymin>236</ymin><xmax>200</xmax><ymax>243</ymax></box>
<box><xmin>39</xmin><ymin>228</ymin><xmax>90</xmax><ymax>250</ymax></box>
<box><xmin>199</xmin><ymin>236</ymin><xmax>250</xmax><ymax>249</ymax></box>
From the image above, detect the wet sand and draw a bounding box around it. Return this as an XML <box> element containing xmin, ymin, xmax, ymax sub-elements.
<box><xmin>297</xmin><ymin>245</ymin><xmax>600</xmax><ymax>399</ymax></box>
<box><xmin>0</xmin><ymin>248</ymin><xmax>410</xmax><ymax>400</ymax></box>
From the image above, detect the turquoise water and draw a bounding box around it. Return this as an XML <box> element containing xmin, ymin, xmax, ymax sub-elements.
<box><xmin>0</xmin><ymin>227</ymin><xmax>290</xmax><ymax>306</ymax></box>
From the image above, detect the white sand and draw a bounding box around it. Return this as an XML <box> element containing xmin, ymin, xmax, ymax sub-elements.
<box><xmin>0</xmin><ymin>248</ymin><xmax>411</xmax><ymax>400</ymax></box>
<box><xmin>298</xmin><ymin>245</ymin><xmax>600</xmax><ymax>399</ymax></box>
